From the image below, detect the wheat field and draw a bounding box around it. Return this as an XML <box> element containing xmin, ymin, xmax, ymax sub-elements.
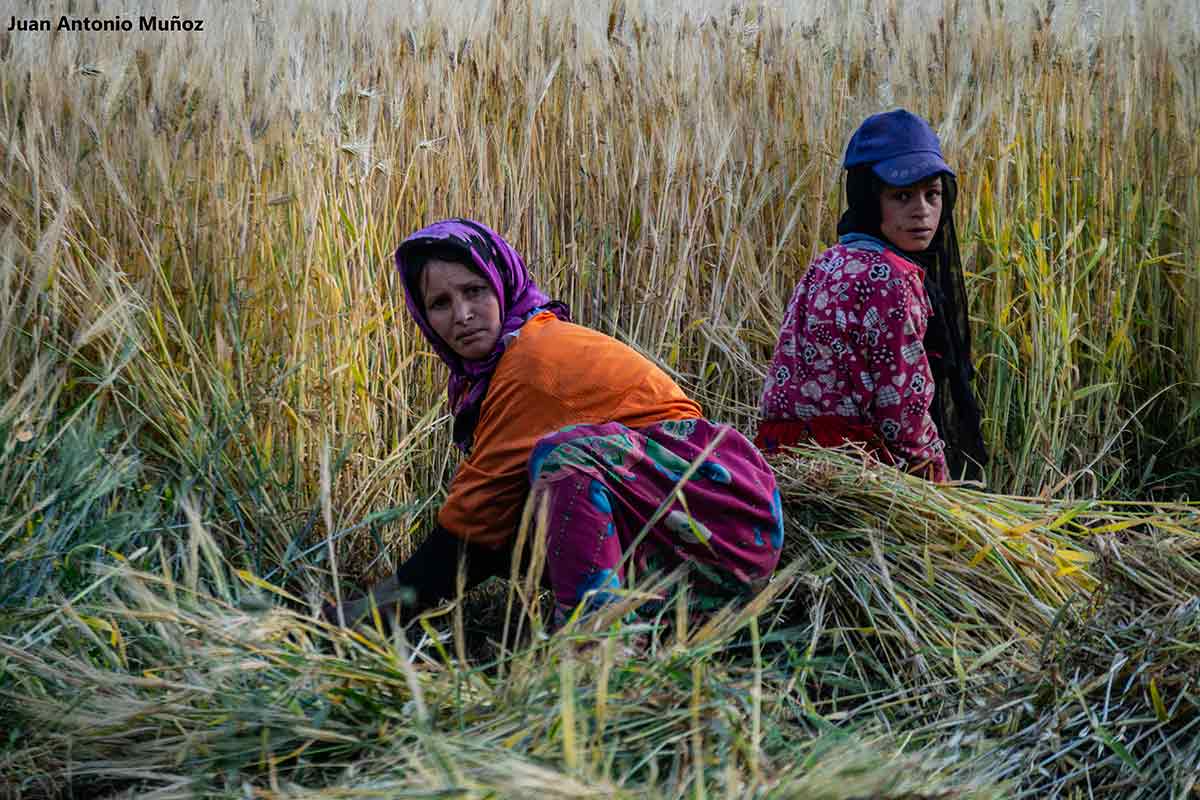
<box><xmin>2</xmin><ymin>0</ymin><xmax>1199</xmax><ymax>797</ymax></box>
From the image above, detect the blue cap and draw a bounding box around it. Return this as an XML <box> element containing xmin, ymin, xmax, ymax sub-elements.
<box><xmin>843</xmin><ymin>109</ymin><xmax>954</xmax><ymax>185</ymax></box>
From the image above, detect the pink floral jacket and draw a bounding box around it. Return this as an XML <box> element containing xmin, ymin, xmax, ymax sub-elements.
<box><xmin>758</xmin><ymin>236</ymin><xmax>948</xmax><ymax>481</ymax></box>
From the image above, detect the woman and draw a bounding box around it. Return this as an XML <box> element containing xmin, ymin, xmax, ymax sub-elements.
<box><xmin>757</xmin><ymin>109</ymin><xmax>987</xmax><ymax>482</ymax></box>
<box><xmin>332</xmin><ymin>219</ymin><xmax>783</xmax><ymax>629</ymax></box>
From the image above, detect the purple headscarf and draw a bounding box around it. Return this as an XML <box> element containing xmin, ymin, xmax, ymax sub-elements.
<box><xmin>395</xmin><ymin>218</ymin><xmax>570</xmax><ymax>452</ymax></box>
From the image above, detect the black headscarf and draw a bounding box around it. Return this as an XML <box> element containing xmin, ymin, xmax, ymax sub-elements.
<box><xmin>837</xmin><ymin>166</ymin><xmax>989</xmax><ymax>481</ymax></box>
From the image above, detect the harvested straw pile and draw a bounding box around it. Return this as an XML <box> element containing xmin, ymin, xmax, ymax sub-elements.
<box><xmin>770</xmin><ymin>445</ymin><xmax>1200</xmax><ymax>796</ymax></box>
<box><xmin>3</xmin><ymin>448</ymin><xmax>1197</xmax><ymax>798</ymax></box>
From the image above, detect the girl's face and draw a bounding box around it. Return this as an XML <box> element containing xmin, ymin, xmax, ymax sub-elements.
<box><xmin>879</xmin><ymin>175</ymin><xmax>944</xmax><ymax>252</ymax></box>
<box><xmin>420</xmin><ymin>258</ymin><xmax>502</xmax><ymax>361</ymax></box>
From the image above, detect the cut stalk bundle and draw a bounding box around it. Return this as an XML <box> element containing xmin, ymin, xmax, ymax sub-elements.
<box><xmin>0</xmin><ymin>553</ymin><xmax>1007</xmax><ymax>799</ymax></box>
<box><xmin>772</xmin><ymin>444</ymin><xmax>1200</xmax><ymax>690</ymax></box>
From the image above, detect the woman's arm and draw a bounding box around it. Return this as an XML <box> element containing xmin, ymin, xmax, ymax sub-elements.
<box><xmin>759</xmin><ymin>281</ymin><xmax>806</xmax><ymax>423</ymax></box>
<box><xmin>324</xmin><ymin>524</ymin><xmax>511</xmax><ymax>627</ymax></box>
<box><xmin>854</xmin><ymin>268</ymin><xmax>948</xmax><ymax>481</ymax></box>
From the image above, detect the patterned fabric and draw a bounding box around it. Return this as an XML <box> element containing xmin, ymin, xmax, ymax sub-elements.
<box><xmin>756</xmin><ymin>417</ymin><xmax>896</xmax><ymax>465</ymax></box>
<box><xmin>758</xmin><ymin>236</ymin><xmax>948</xmax><ymax>481</ymax></box>
<box><xmin>394</xmin><ymin>218</ymin><xmax>570</xmax><ymax>452</ymax></box>
<box><xmin>528</xmin><ymin>419</ymin><xmax>784</xmax><ymax>627</ymax></box>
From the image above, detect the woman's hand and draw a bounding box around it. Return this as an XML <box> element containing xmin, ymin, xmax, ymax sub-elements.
<box><xmin>317</xmin><ymin>523</ymin><xmax>511</xmax><ymax>629</ymax></box>
<box><xmin>320</xmin><ymin>575</ymin><xmax>415</xmax><ymax>628</ymax></box>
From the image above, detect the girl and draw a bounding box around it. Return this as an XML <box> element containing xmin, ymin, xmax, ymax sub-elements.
<box><xmin>757</xmin><ymin>109</ymin><xmax>987</xmax><ymax>482</ymax></box>
<box><xmin>332</xmin><ymin>219</ymin><xmax>783</xmax><ymax>628</ymax></box>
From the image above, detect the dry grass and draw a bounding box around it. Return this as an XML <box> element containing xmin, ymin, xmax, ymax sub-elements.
<box><xmin>2</xmin><ymin>0</ymin><xmax>1199</xmax><ymax>796</ymax></box>
<box><xmin>1</xmin><ymin>449</ymin><xmax>1197</xmax><ymax>797</ymax></box>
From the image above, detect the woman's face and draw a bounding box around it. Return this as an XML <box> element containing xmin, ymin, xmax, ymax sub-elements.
<box><xmin>879</xmin><ymin>175</ymin><xmax>944</xmax><ymax>252</ymax></box>
<box><xmin>420</xmin><ymin>258</ymin><xmax>502</xmax><ymax>360</ymax></box>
